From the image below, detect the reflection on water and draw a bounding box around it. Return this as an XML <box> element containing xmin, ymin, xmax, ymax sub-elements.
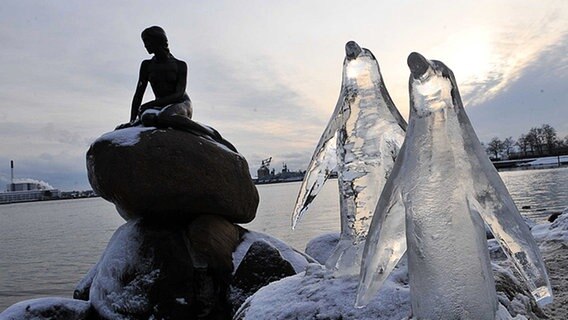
<box><xmin>0</xmin><ymin>167</ymin><xmax>567</xmax><ymax>310</ymax></box>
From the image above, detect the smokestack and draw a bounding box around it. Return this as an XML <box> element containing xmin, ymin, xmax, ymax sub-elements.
<box><xmin>10</xmin><ymin>160</ymin><xmax>15</xmax><ymax>191</ymax></box>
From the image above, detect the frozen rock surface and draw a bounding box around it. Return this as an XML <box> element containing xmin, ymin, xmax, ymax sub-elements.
<box><xmin>228</xmin><ymin>230</ymin><xmax>315</xmax><ymax>316</ymax></box>
<box><xmin>229</xmin><ymin>240</ymin><xmax>296</xmax><ymax>314</ymax></box>
<box><xmin>232</xmin><ymin>230</ymin><xmax>315</xmax><ymax>273</ymax></box>
<box><xmin>87</xmin><ymin>127</ymin><xmax>258</xmax><ymax>223</ymax></box>
<box><xmin>305</xmin><ymin>232</ymin><xmax>340</xmax><ymax>264</ymax></box>
<box><xmin>292</xmin><ymin>41</ymin><xmax>406</xmax><ymax>274</ymax></box>
<box><xmin>0</xmin><ymin>298</ymin><xmax>93</xmax><ymax>320</ymax></box>
<box><xmin>532</xmin><ymin>211</ymin><xmax>568</xmax><ymax>319</ymax></box>
<box><xmin>69</xmin><ymin>225</ymin><xmax>311</xmax><ymax>319</ymax></box>
<box><xmin>532</xmin><ymin>209</ymin><xmax>568</xmax><ymax>246</ymax></box>
<box><xmin>87</xmin><ymin>219</ymin><xmax>203</xmax><ymax>319</ymax></box>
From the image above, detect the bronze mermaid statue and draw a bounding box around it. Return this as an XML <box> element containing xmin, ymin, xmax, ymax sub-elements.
<box><xmin>117</xmin><ymin>26</ymin><xmax>237</xmax><ymax>152</ymax></box>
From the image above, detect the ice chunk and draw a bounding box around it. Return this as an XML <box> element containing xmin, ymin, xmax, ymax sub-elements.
<box><xmin>292</xmin><ymin>41</ymin><xmax>406</xmax><ymax>275</ymax></box>
<box><xmin>358</xmin><ymin>53</ymin><xmax>551</xmax><ymax>317</ymax></box>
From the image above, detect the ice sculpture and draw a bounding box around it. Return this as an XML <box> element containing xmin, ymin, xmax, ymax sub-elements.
<box><xmin>356</xmin><ymin>52</ymin><xmax>552</xmax><ymax>317</ymax></box>
<box><xmin>292</xmin><ymin>41</ymin><xmax>407</xmax><ymax>274</ymax></box>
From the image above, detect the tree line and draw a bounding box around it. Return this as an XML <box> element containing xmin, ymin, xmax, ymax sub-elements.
<box><xmin>483</xmin><ymin>124</ymin><xmax>568</xmax><ymax>160</ymax></box>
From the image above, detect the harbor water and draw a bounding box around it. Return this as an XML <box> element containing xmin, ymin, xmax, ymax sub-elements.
<box><xmin>1</xmin><ymin>167</ymin><xmax>567</xmax><ymax>311</ymax></box>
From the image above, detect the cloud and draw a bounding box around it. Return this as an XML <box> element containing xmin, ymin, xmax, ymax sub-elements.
<box><xmin>455</xmin><ymin>11</ymin><xmax>567</xmax><ymax>107</ymax></box>
<box><xmin>1</xmin><ymin>0</ymin><xmax>566</xmax><ymax>189</ymax></box>
<box><xmin>468</xmin><ymin>36</ymin><xmax>568</xmax><ymax>142</ymax></box>
<box><xmin>185</xmin><ymin>54</ymin><xmax>330</xmax><ymax>173</ymax></box>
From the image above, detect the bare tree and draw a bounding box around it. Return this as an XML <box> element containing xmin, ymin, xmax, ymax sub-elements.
<box><xmin>541</xmin><ymin>124</ymin><xmax>557</xmax><ymax>153</ymax></box>
<box><xmin>486</xmin><ymin>137</ymin><xmax>504</xmax><ymax>159</ymax></box>
<box><xmin>526</xmin><ymin>127</ymin><xmax>545</xmax><ymax>155</ymax></box>
<box><xmin>502</xmin><ymin>137</ymin><xmax>515</xmax><ymax>159</ymax></box>
<box><xmin>516</xmin><ymin>134</ymin><xmax>530</xmax><ymax>157</ymax></box>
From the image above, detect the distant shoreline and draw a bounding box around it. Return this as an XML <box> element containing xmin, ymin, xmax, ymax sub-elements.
<box><xmin>493</xmin><ymin>155</ymin><xmax>568</xmax><ymax>171</ymax></box>
<box><xmin>0</xmin><ymin>194</ymin><xmax>100</xmax><ymax>206</ymax></box>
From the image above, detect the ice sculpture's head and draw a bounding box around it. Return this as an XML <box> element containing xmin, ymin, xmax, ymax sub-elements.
<box><xmin>343</xmin><ymin>41</ymin><xmax>381</xmax><ymax>88</ymax></box>
<box><xmin>407</xmin><ymin>52</ymin><xmax>459</xmax><ymax>118</ymax></box>
<box><xmin>345</xmin><ymin>41</ymin><xmax>363</xmax><ymax>60</ymax></box>
<box><xmin>142</xmin><ymin>26</ymin><xmax>170</xmax><ymax>55</ymax></box>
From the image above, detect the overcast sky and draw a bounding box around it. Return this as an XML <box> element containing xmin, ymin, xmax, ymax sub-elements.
<box><xmin>0</xmin><ymin>0</ymin><xmax>566</xmax><ymax>190</ymax></box>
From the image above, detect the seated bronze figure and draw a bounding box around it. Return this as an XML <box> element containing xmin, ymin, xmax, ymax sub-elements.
<box><xmin>118</xmin><ymin>26</ymin><xmax>237</xmax><ymax>152</ymax></box>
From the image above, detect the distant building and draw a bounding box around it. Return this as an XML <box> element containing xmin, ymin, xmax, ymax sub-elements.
<box><xmin>0</xmin><ymin>182</ymin><xmax>60</xmax><ymax>204</ymax></box>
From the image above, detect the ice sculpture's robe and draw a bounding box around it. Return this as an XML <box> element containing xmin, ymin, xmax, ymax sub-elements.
<box><xmin>356</xmin><ymin>52</ymin><xmax>552</xmax><ymax>318</ymax></box>
<box><xmin>291</xmin><ymin>41</ymin><xmax>406</xmax><ymax>274</ymax></box>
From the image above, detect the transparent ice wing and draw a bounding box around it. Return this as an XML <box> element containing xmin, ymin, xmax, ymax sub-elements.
<box><xmin>355</xmin><ymin>195</ymin><xmax>405</xmax><ymax>307</ymax></box>
<box><xmin>355</xmin><ymin>153</ymin><xmax>407</xmax><ymax>307</ymax></box>
<box><xmin>291</xmin><ymin>96</ymin><xmax>342</xmax><ymax>229</ymax></box>
<box><xmin>453</xmin><ymin>96</ymin><xmax>553</xmax><ymax>306</ymax></box>
<box><xmin>467</xmin><ymin>154</ymin><xmax>552</xmax><ymax>305</ymax></box>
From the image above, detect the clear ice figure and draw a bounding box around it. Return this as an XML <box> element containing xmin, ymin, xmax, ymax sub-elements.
<box><xmin>292</xmin><ymin>41</ymin><xmax>406</xmax><ymax>274</ymax></box>
<box><xmin>356</xmin><ymin>53</ymin><xmax>552</xmax><ymax>317</ymax></box>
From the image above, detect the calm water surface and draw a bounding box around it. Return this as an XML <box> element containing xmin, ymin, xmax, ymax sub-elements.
<box><xmin>1</xmin><ymin>167</ymin><xmax>567</xmax><ymax>310</ymax></box>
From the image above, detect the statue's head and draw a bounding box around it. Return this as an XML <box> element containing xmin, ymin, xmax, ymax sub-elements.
<box><xmin>141</xmin><ymin>26</ymin><xmax>169</xmax><ymax>54</ymax></box>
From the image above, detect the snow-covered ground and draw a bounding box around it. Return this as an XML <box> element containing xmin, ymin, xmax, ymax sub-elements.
<box><xmin>532</xmin><ymin>211</ymin><xmax>568</xmax><ymax>319</ymax></box>
<box><xmin>236</xmin><ymin>211</ymin><xmax>568</xmax><ymax>320</ymax></box>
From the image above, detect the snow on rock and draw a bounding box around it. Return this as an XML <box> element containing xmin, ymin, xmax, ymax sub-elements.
<box><xmin>493</xmin><ymin>264</ymin><xmax>548</xmax><ymax>319</ymax></box>
<box><xmin>88</xmin><ymin>219</ymin><xmax>198</xmax><ymax>319</ymax></box>
<box><xmin>87</xmin><ymin>127</ymin><xmax>258</xmax><ymax>223</ymax></box>
<box><xmin>229</xmin><ymin>240</ymin><xmax>297</xmax><ymax>314</ymax></box>
<box><xmin>0</xmin><ymin>297</ymin><xmax>92</xmax><ymax>320</ymax></box>
<box><xmin>95</xmin><ymin>126</ymin><xmax>154</xmax><ymax>147</ymax></box>
<box><xmin>305</xmin><ymin>232</ymin><xmax>340</xmax><ymax>264</ymax></box>
<box><xmin>228</xmin><ymin>230</ymin><xmax>318</xmax><ymax>315</ymax></box>
<box><xmin>232</xmin><ymin>230</ymin><xmax>315</xmax><ymax>273</ymax></box>
<box><xmin>532</xmin><ymin>209</ymin><xmax>568</xmax><ymax>246</ymax></box>
<box><xmin>234</xmin><ymin>262</ymin><xmax>411</xmax><ymax>320</ymax></box>
<box><xmin>235</xmin><ymin>221</ymin><xmax>559</xmax><ymax>320</ymax></box>
<box><xmin>234</xmin><ymin>255</ymin><xmax>539</xmax><ymax>320</ymax></box>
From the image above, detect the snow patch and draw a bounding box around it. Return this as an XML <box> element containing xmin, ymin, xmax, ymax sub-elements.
<box><xmin>305</xmin><ymin>232</ymin><xmax>340</xmax><ymax>264</ymax></box>
<box><xmin>532</xmin><ymin>209</ymin><xmax>568</xmax><ymax>245</ymax></box>
<box><xmin>0</xmin><ymin>297</ymin><xmax>91</xmax><ymax>319</ymax></box>
<box><xmin>96</xmin><ymin>127</ymin><xmax>154</xmax><ymax>146</ymax></box>
<box><xmin>518</xmin><ymin>156</ymin><xmax>568</xmax><ymax>167</ymax></box>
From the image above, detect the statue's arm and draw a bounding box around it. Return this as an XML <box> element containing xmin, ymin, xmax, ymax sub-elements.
<box><xmin>130</xmin><ymin>61</ymin><xmax>149</xmax><ymax>121</ymax></box>
<box><xmin>141</xmin><ymin>60</ymin><xmax>188</xmax><ymax>110</ymax></box>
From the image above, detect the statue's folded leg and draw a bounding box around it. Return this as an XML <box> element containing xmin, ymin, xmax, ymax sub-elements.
<box><xmin>141</xmin><ymin>109</ymin><xmax>160</xmax><ymax>127</ymax></box>
<box><xmin>157</xmin><ymin>110</ymin><xmax>238</xmax><ymax>152</ymax></box>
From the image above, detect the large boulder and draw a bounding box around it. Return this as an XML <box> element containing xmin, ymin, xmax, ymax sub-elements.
<box><xmin>228</xmin><ymin>230</ymin><xmax>316</xmax><ymax>315</ymax></box>
<box><xmin>87</xmin><ymin>127</ymin><xmax>258</xmax><ymax>223</ymax></box>
<box><xmin>73</xmin><ymin>224</ymin><xmax>313</xmax><ymax>320</ymax></box>
<box><xmin>88</xmin><ymin>219</ymin><xmax>198</xmax><ymax>319</ymax></box>
<box><xmin>83</xmin><ymin>217</ymin><xmax>242</xmax><ymax>320</ymax></box>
